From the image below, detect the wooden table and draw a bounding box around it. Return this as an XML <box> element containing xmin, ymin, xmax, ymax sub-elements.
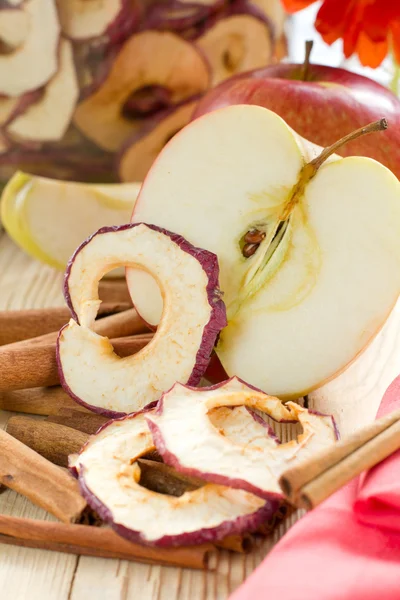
<box><xmin>1</xmin><ymin>231</ymin><xmax>400</xmax><ymax>599</ymax></box>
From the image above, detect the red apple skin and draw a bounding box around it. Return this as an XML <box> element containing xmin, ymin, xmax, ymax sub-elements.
<box><xmin>194</xmin><ymin>64</ymin><xmax>400</xmax><ymax>179</ymax></box>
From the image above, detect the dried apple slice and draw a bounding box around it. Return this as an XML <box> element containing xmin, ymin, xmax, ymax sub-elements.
<box><xmin>0</xmin><ymin>0</ymin><xmax>60</xmax><ymax>97</ymax></box>
<box><xmin>196</xmin><ymin>14</ymin><xmax>273</xmax><ymax>85</ymax></box>
<box><xmin>0</xmin><ymin>7</ymin><xmax>29</xmax><ymax>51</ymax></box>
<box><xmin>7</xmin><ymin>39</ymin><xmax>79</xmax><ymax>142</ymax></box>
<box><xmin>56</xmin><ymin>0</ymin><xmax>123</xmax><ymax>40</ymax></box>
<box><xmin>73</xmin><ymin>31</ymin><xmax>210</xmax><ymax>151</ymax></box>
<box><xmin>209</xmin><ymin>405</ymin><xmax>279</xmax><ymax>448</ymax></box>
<box><xmin>57</xmin><ymin>223</ymin><xmax>226</xmax><ymax>416</ymax></box>
<box><xmin>73</xmin><ymin>408</ymin><xmax>277</xmax><ymax>546</ymax></box>
<box><xmin>119</xmin><ymin>99</ymin><xmax>198</xmax><ymax>182</ymax></box>
<box><xmin>147</xmin><ymin>377</ymin><xmax>338</xmax><ymax>499</ymax></box>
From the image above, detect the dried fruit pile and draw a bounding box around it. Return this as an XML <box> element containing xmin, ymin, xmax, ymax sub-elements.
<box><xmin>0</xmin><ymin>0</ymin><xmax>285</xmax><ymax>185</ymax></box>
<box><xmin>58</xmin><ymin>222</ymin><xmax>338</xmax><ymax>546</ymax></box>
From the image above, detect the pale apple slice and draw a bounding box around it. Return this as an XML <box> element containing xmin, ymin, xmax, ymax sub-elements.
<box><xmin>0</xmin><ymin>0</ymin><xmax>60</xmax><ymax>97</ymax></box>
<box><xmin>147</xmin><ymin>378</ymin><xmax>338</xmax><ymax>499</ymax></box>
<box><xmin>249</xmin><ymin>0</ymin><xmax>285</xmax><ymax>37</ymax></box>
<box><xmin>57</xmin><ymin>223</ymin><xmax>226</xmax><ymax>416</ymax></box>
<box><xmin>7</xmin><ymin>39</ymin><xmax>79</xmax><ymax>143</ymax></box>
<box><xmin>0</xmin><ymin>7</ymin><xmax>29</xmax><ymax>51</ymax></box>
<box><xmin>56</xmin><ymin>0</ymin><xmax>124</xmax><ymax>41</ymax></box>
<box><xmin>73</xmin><ymin>31</ymin><xmax>210</xmax><ymax>151</ymax></box>
<box><xmin>128</xmin><ymin>106</ymin><xmax>400</xmax><ymax>399</ymax></box>
<box><xmin>196</xmin><ymin>14</ymin><xmax>273</xmax><ymax>85</ymax></box>
<box><xmin>73</xmin><ymin>408</ymin><xmax>276</xmax><ymax>546</ymax></box>
<box><xmin>0</xmin><ymin>171</ymin><xmax>141</xmax><ymax>272</ymax></box>
<box><xmin>119</xmin><ymin>99</ymin><xmax>198</xmax><ymax>182</ymax></box>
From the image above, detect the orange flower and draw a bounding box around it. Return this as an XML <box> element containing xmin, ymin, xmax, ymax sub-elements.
<box><xmin>282</xmin><ymin>0</ymin><xmax>400</xmax><ymax>68</ymax></box>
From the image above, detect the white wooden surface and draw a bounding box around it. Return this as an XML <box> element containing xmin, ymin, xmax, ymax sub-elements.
<box><xmin>1</xmin><ymin>231</ymin><xmax>399</xmax><ymax>599</ymax></box>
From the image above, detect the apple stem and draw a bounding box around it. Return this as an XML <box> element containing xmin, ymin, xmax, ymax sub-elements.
<box><xmin>280</xmin><ymin>118</ymin><xmax>388</xmax><ymax>221</ymax></box>
<box><xmin>308</xmin><ymin>118</ymin><xmax>388</xmax><ymax>173</ymax></box>
<box><xmin>301</xmin><ymin>40</ymin><xmax>314</xmax><ymax>81</ymax></box>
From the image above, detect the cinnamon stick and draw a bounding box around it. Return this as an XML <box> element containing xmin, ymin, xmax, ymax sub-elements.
<box><xmin>6</xmin><ymin>307</ymin><xmax>148</xmax><ymax>349</ymax></box>
<box><xmin>98</xmin><ymin>279</ymin><xmax>132</xmax><ymax>305</ymax></box>
<box><xmin>47</xmin><ymin>409</ymin><xmax>109</xmax><ymax>435</ymax></box>
<box><xmin>0</xmin><ymin>303</ymin><xmax>131</xmax><ymax>346</ymax></box>
<box><xmin>0</xmin><ymin>386</ymin><xmax>90</xmax><ymax>416</ymax></box>
<box><xmin>0</xmin><ymin>429</ymin><xmax>86</xmax><ymax>522</ymax></box>
<box><xmin>0</xmin><ymin>334</ymin><xmax>152</xmax><ymax>391</ymax></box>
<box><xmin>6</xmin><ymin>417</ymin><xmax>89</xmax><ymax>467</ymax></box>
<box><xmin>279</xmin><ymin>409</ymin><xmax>400</xmax><ymax>510</ymax></box>
<box><xmin>0</xmin><ymin>516</ymin><xmax>213</xmax><ymax>569</ymax></box>
<box><xmin>215</xmin><ymin>534</ymin><xmax>255</xmax><ymax>554</ymax></box>
<box><xmin>137</xmin><ymin>458</ymin><xmax>205</xmax><ymax>496</ymax></box>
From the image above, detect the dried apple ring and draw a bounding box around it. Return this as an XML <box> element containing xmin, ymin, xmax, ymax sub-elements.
<box><xmin>73</xmin><ymin>30</ymin><xmax>210</xmax><ymax>151</ymax></box>
<box><xmin>147</xmin><ymin>377</ymin><xmax>338</xmax><ymax>499</ymax></box>
<box><xmin>73</xmin><ymin>409</ymin><xmax>278</xmax><ymax>546</ymax></box>
<box><xmin>57</xmin><ymin>223</ymin><xmax>226</xmax><ymax>416</ymax></box>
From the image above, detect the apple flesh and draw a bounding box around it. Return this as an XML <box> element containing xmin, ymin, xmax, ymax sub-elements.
<box><xmin>57</xmin><ymin>223</ymin><xmax>226</xmax><ymax>416</ymax></box>
<box><xmin>127</xmin><ymin>105</ymin><xmax>400</xmax><ymax>399</ymax></box>
<box><xmin>194</xmin><ymin>62</ymin><xmax>400</xmax><ymax>180</ymax></box>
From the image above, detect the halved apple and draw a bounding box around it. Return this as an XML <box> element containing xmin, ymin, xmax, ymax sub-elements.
<box><xmin>0</xmin><ymin>0</ymin><xmax>60</xmax><ymax>96</ymax></box>
<box><xmin>196</xmin><ymin>14</ymin><xmax>273</xmax><ymax>85</ymax></box>
<box><xmin>147</xmin><ymin>378</ymin><xmax>338</xmax><ymax>498</ymax></box>
<box><xmin>7</xmin><ymin>39</ymin><xmax>79</xmax><ymax>142</ymax></box>
<box><xmin>119</xmin><ymin>99</ymin><xmax>199</xmax><ymax>182</ymax></box>
<box><xmin>73</xmin><ymin>31</ymin><xmax>210</xmax><ymax>151</ymax></box>
<box><xmin>127</xmin><ymin>106</ymin><xmax>400</xmax><ymax>399</ymax></box>
<box><xmin>57</xmin><ymin>223</ymin><xmax>226</xmax><ymax>416</ymax></box>
<box><xmin>0</xmin><ymin>171</ymin><xmax>141</xmax><ymax>271</ymax></box>
<box><xmin>73</xmin><ymin>408</ymin><xmax>276</xmax><ymax>546</ymax></box>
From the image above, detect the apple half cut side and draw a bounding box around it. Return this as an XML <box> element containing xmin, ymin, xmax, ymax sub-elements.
<box><xmin>57</xmin><ymin>223</ymin><xmax>226</xmax><ymax>416</ymax></box>
<box><xmin>128</xmin><ymin>105</ymin><xmax>400</xmax><ymax>399</ymax></box>
<box><xmin>196</xmin><ymin>14</ymin><xmax>273</xmax><ymax>85</ymax></box>
<box><xmin>0</xmin><ymin>0</ymin><xmax>60</xmax><ymax>96</ymax></box>
<box><xmin>0</xmin><ymin>171</ymin><xmax>141</xmax><ymax>272</ymax></box>
<box><xmin>72</xmin><ymin>408</ymin><xmax>278</xmax><ymax>546</ymax></box>
<box><xmin>7</xmin><ymin>39</ymin><xmax>79</xmax><ymax>143</ymax></box>
<box><xmin>73</xmin><ymin>31</ymin><xmax>210</xmax><ymax>151</ymax></box>
<box><xmin>119</xmin><ymin>99</ymin><xmax>199</xmax><ymax>182</ymax></box>
<box><xmin>146</xmin><ymin>377</ymin><xmax>338</xmax><ymax>499</ymax></box>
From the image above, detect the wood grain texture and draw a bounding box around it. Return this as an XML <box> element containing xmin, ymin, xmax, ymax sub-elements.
<box><xmin>1</xmin><ymin>234</ymin><xmax>400</xmax><ymax>599</ymax></box>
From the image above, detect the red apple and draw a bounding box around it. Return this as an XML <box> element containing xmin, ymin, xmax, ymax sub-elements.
<box><xmin>194</xmin><ymin>47</ymin><xmax>400</xmax><ymax>179</ymax></box>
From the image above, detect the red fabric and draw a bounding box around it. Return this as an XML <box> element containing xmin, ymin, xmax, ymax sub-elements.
<box><xmin>230</xmin><ymin>376</ymin><xmax>400</xmax><ymax>600</ymax></box>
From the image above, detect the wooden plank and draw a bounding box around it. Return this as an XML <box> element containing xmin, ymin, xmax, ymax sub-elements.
<box><xmin>1</xmin><ymin>233</ymin><xmax>400</xmax><ymax>600</ymax></box>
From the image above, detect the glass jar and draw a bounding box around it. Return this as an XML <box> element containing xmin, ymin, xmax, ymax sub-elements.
<box><xmin>0</xmin><ymin>0</ymin><xmax>286</xmax><ymax>190</ymax></box>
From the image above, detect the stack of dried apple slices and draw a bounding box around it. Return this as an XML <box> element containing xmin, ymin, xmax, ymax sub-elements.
<box><xmin>58</xmin><ymin>222</ymin><xmax>337</xmax><ymax>547</ymax></box>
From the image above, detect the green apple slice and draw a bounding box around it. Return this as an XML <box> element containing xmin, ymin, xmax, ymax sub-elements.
<box><xmin>127</xmin><ymin>105</ymin><xmax>400</xmax><ymax>398</ymax></box>
<box><xmin>1</xmin><ymin>171</ymin><xmax>140</xmax><ymax>274</ymax></box>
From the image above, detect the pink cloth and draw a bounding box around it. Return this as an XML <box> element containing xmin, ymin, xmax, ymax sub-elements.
<box><xmin>231</xmin><ymin>376</ymin><xmax>400</xmax><ymax>600</ymax></box>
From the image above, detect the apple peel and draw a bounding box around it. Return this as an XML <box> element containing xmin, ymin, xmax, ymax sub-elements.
<box><xmin>57</xmin><ymin>223</ymin><xmax>226</xmax><ymax>416</ymax></box>
<box><xmin>147</xmin><ymin>377</ymin><xmax>338</xmax><ymax>499</ymax></box>
<box><xmin>72</xmin><ymin>408</ymin><xmax>277</xmax><ymax>546</ymax></box>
